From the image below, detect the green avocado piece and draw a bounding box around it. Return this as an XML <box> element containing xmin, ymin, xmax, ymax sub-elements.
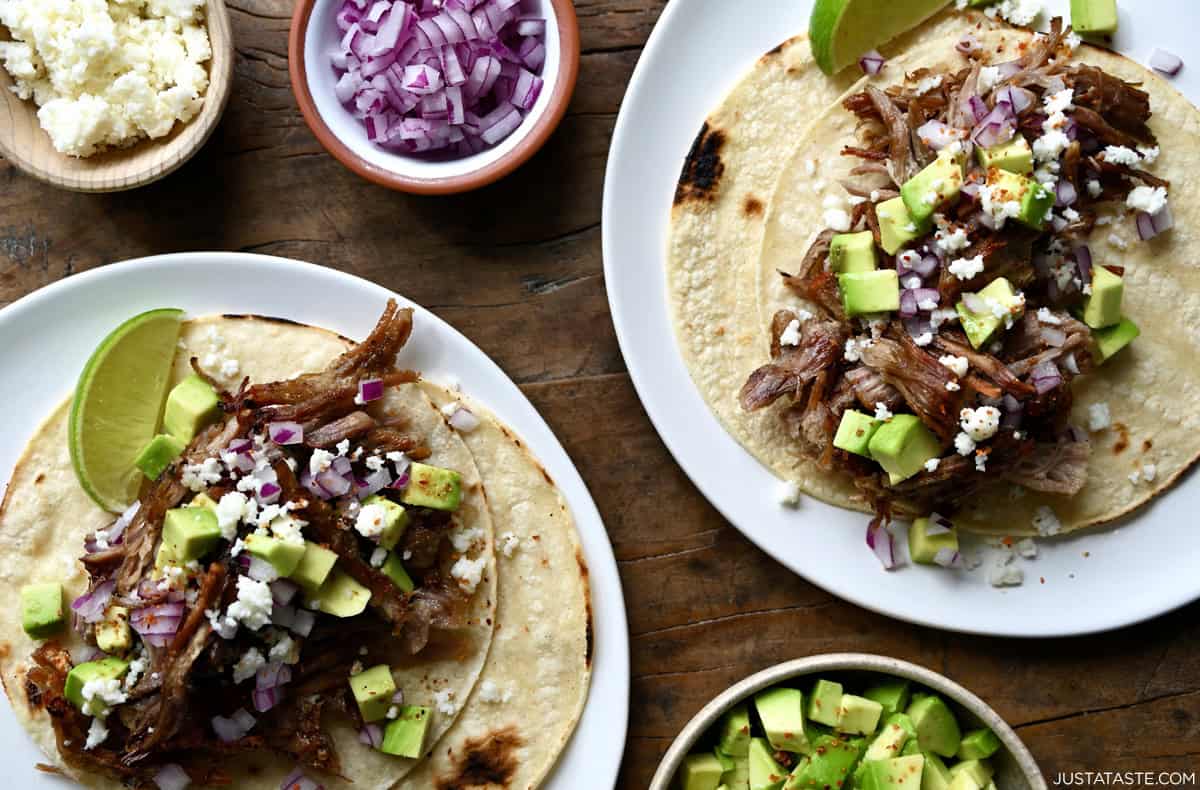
<box><xmin>833</xmin><ymin>410</ymin><xmax>881</xmax><ymax>457</ymax></box>
<box><xmin>187</xmin><ymin>493</ymin><xmax>218</xmax><ymax>511</ymax></box>
<box><xmin>381</xmin><ymin>552</ymin><xmax>415</xmax><ymax>593</ymax></box>
<box><xmin>956</xmin><ymin>277</ymin><xmax>1024</xmax><ymax>349</ymax></box>
<box><xmin>95</xmin><ymin>605</ymin><xmax>131</xmax><ymax>654</ymax></box>
<box><xmin>245</xmin><ymin>534</ymin><xmax>305</xmax><ymax>577</ymax></box>
<box><xmin>349</xmin><ymin>664</ymin><xmax>397</xmax><ymax>723</ymax></box>
<box><xmin>1082</xmin><ymin>266</ymin><xmax>1124</xmax><ymax>329</ymax></box>
<box><xmin>714</xmin><ymin>751</ymin><xmax>735</xmax><ymax>773</ymax></box>
<box><xmin>1071</xmin><ymin>0</ymin><xmax>1118</xmax><ymax>34</ymax></box>
<box><xmin>783</xmin><ymin>734</ymin><xmax>863</xmax><ymax>790</ymax></box>
<box><xmin>907</xmin><ymin>696</ymin><xmax>962</xmax><ymax>758</ymax></box>
<box><xmin>681</xmin><ymin>752</ymin><xmax>727</xmax><ymax>790</ymax></box>
<box><xmin>877</xmin><ymin>197</ymin><xmax>931</xmax><ymax>255</ymax></box>
<box><xmin>947</xmin><ymin>773</ymin><xmax>982</xmax><ymax>790</ymax></box>
<box><xmin>868</xmin><ymin>415</ymin><xmax>942</xmax><ymax>485</ymax></box>
<box><xmin>839</xmin><ymin>270</ymin><xmax>900</xmax><ymax>317</ymax></box>
<box><xmin>748</xmin><ymin>737</ymin><xmax>787</xmax><ymax>790</ymax></box>
<box><xmin>901</xmin><ymin>150</ymin><xmax>964</xmax><ymax>224</ymax></box>
<box><xmin>162</xmin><ymin>374</ymin><xmax>221</xmax><ymax>443</ymax></box>
<box><xmin>829</xmin><ymin>231</ymin><xmax>878</xmax><ymax>274</ymax></box>
<box><xmin>315</xmin><ymin>568</ymin><xmax>371</xmax><ymax>618</ymax></box>
<box><xmin>755</xmin><ymin>687</ymin><xmax>811</xmax><ymax>755</ymax></box>
<box><xmin>65</xmin><ymin>657</ymin><xmax>129</xmax><ymax>713</ymax></box>
<box><xmin>289</xmin><ymin>541</ymin><xmax>338</xmax><ymax>592</ymax></box>
<box><xmin>836</xmin><ymin>694</ymin><xmax>883</xmax><ymax>736</ymax></box>
<box><xmin>21</xmin><ymin>583</ymin><xmax>65</xmax><ymax>640</ymax></box>
<box><xmin>380</xmin><ymin>705</ymin><xmax>431</xmax><ymax>758</ymax></box>
<box><xmin>867</xmin><ymin>755</ymin><xmax>925</xmax><ymax>790</ymax></box>
<box><xmin>976</xmin><ymin>136</ymin><xmax>1033</xmax><ymax>174</ymax></box>
<box><xmin>986</xmin><ymin>169</ymin><xmax>1053</xmax><ymax>230</ymax></box>
<box><xmin>362</xmin><ymin>495</ymin><xmax>410</xmax><ymax>550</ymax></box>
<box><xmin>135</xmin><ymin>434</ymin><xmax>185</xmax><ymax>481</ymax></box>
<box><xmin>806</xmin><ymin>679</ymin><xmax>843</xmax><ymax>727</ymax></box>
<box><xmin>1094</xmin><ymin>316</ymin><xmax>1139</xmax><ymax>362</ymax></box>
<box><xmin>957</xmin><ymin>729</ymin><xmax>1001</xmax><ymax>760</ymax></box>
<box><xmin>909</xmin><ymin>517</ymin><xmax>960</xmax><ymax>565</ymax></box>
<box><xmin>949</xmin><ymin>759</ymin><xmax>994</xmax><ymax>786</ymax></box>
<box><xmin>900</xmin><ymin>739</ymin><xmax>921</xmax><ymax>757</ymax></box>
<box><xmin>400</xmin><ymin>463</ymin><xmax>463</xmax><ymax>511</ymax></box>
<box><xmin>862</xmin><ymin>681</ymin><xmax>912</xmax><ymax>718</ymax></box>
<box><xmin>159</xmin><ymin>507</ymin><xmax>221</xmax><ymax>565</ymax></box>
<box><xmin>922</xmin><ymin>753</ymin><xmax>952</xmax><ymax>790</ymax></box>
<box><xmin>717</xmin><ymin>703</ymin><xmax>753</xmax><ymax>757</ymax></box>
<box><xmin>863</xmin><ymin>715</ymin><xmax>914</xmax><ymax>762</ymax></box>
<box><xmin>721</xmin><ymin>752</ymin><xmax>751</xmax><ymax>790</ymax></box>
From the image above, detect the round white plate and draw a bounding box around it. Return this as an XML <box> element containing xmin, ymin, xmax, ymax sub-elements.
<box><xmin>0</xmin><ymin>253</ymin><xmax>628</xmax><ymax>788</ymax></box>
<box><xmin>603</xmin><ymin>0</ymin><xmax>1200</xmax><ymax>637</ymax></box>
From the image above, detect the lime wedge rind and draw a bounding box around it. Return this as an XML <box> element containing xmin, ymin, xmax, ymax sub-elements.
<box><xmin>810</xmin><ymin>0</ymin><xmax>954</xmax><ymax>75</ymax></box>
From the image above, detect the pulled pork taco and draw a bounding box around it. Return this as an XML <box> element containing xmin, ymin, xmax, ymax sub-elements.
<box><xmin>0</xmin><ymin>301</ymin><xmax>590</xmax><ymax>788</ymax></box>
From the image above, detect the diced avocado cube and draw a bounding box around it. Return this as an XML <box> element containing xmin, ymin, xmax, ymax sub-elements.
<box><xmin>163</xmin><ymin>374</ymin><xmax>221</xmax><ymax>443</ymax></box>
<box><xmin>245</xmin><ymin>534</ymin><xmax>305</xmax><ymax>577</ymax></box>
<box><xmin>717</xmin><ymin>703</ymin><xmax>753</xmax><ymax>757</ymax></box>
<box><xmin>349</xmin><ymin>664</ymin><xmax>396</xmax><ymax>723</ymax></box>
<box><xmin>187</xmin><ymin>493</ymin><xmax>218</xmax><ymax>511</ymax></box>
<box><xmin>923</xmin><ymin>753</ymin><xmax>953</xmax><ymax>790</ymax></box>
<box><xmin>380</xmin><ymin>705</ymin><xmax>431</xmax><ymax>758</ymax></box>
<box><xmin>400</xmin><ymin>463</ymin><xmax>463</xmax><ymax>511</ymax></box>
<box><xmin>135</xmin><ymin>434</ymin><xmax>185</xmax><ymax>481</ymax></box>
<box><xmin>721</xmin><ymin>753</ymin><xmax>751</xmax><ymax>790</ymax></box>
<box><xmin>877</xmin><ymin>197</ymin><xmax>931</xmax><ymax>255</ymax></box>
<box><xmin>783</xmin><ymin>734</ymin><xmax>863</xmax><ymax>790</ymax></box>
<box><xmin>748</xmin><ymin>738</ymin><xmax>787</xmax><ymax>790</ymax></box>
<box><xmin>907</xmin><ymin>696</ymin><xmax>962</xmax><ymax>758</ymax></box>
<box><xmin>833</xmin><ymin>410</ymin><xmax>881</xmax><ymax>457</ymax></box>
<box><xmin>159</xmin><ymin>507</ymin><xmax>221</xmax><ymax>565</ymax></box>
<box><xmin>957</xmin><ymin>728</ymin><xmax>1001</xmax><ymax>760</ymax></box>
<box><xmin>1082</xmin><ymin>266</ymin><xmax>1124</xmax><ymax>329</ymax></box>
<box><xmin>900</xmin><ymin>738</ymin><xmax>921</xmax><ymax>757</ymax></box>
<box><xmin>381</xmin><ymin>552</ymin><xmax>415</xmax><ymax>593</ymax></box>
<box><xmin>838</xmin><ymin>270</ymin><xmax>900</xmax><ymax>317</ymax></box>
<box><xmin>901</xmin><ymin>151</ymin><xmax>964</xmax><ymax>224</ymax></box>
<box><xmin>362</xmin><ymin>495</ymin><xmax>410</xmax><ymax>550</ymax></box>
<box><xmin>806</xmin><ymin>679</ymin><xmax>843</xmax><ymax>727</ymax></box>
<box><xmin>947</xmin><ymin>773</ymin><xmax>982</xmax><ymax>790</ymax></box>
<box><xmin>95</xmin><ymin>605</ymin><xmax>131</xmax><ymax>654</ymax></box>
<box><xmin>949</xmin><ymin>759</ymin><xmax>994</xmax><ymax>786</ymax></box>
<box><xmin>868</xmin><ymin>415</ymin><xmax>943</xmax><ymax>485</ymax></box>
<box><xmin>866</xmin><ymin>755</ymin><xmax>925</xmax><ymax>790</ymax></box>
<box><xmin>986</xmin><ymin>169</ymin><xmax>1053</xmax><ymax>230</ymax></box>
<box><xmin>862</xmin><ymin>681</ymin><xmax>912</xmax><ymax>718</ymax></box>
<box><xmin>315</xmin><ymin>568</ymin><xmax>371</xmax><ymax>618</ymax></box>
<box><xmin>64</xmin><ymin>657</ymin><xmax>129</xmax><ymax>713</ymax></box>
<box><xmin>1071</xmin><ymin>0</ymin><xmax>1117</xmax><ymax>34</ymax></box>
<box><xmin>976</xmin><ymin>136</ymin><xmax>1033</xmax><ymax>174</ymax></box>
<box><xmin>909</xmin><ymin>517</ymin><xmax>960</xmax><ymax>565</ymax></box>
<box><xmin>21</xmin><ymin>583</ymin><xmax>65</xmax><ymax>640</ymax></box>
<box><xmin>955</xmin><ymin>277</ymin><xmax>1024</xmax><ymax>349</ymax></box>
<box><xmin>681</xmin><ymin>752</ymin><xmax>727</xmax><ymax>790</ymax></box>
<box><xmin>863</xmin><ymin>717</ymin><xmax>913</xmax><ymax>761</ymax></box>
<box><xmin>1094</xmin><ymin>316</ymin><xmax>1139</xmax><ymax>362</ymax></box>
<box><xmin>714</xmin><ymin>750</ymin><xmax>735</xmax><ymax>773</ymax></box>
<box><xmin>829</xmin><ymin>231</ymin><xmax>878</xmax><ymax>274</ymax></box>
<box><xmin>755</xmin><ymin>687</ymin><xmax>811</xmax><ymax>755</ymax></box>
<box><xmin>836</xmin><ymin>694</ymin><xmax>883</xmax><ymax>736</ymax></box>
<box><xmin>289</xmin><ymin>541</ymin><xmax>338</xmax><ymax>592</ymax></box>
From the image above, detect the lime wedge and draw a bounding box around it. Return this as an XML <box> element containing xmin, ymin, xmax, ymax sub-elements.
<box><xmin>810</xmin><ymin>0</ymin><xmax>952</xmax><ymax>75</ymax></box>
<box><xmin>69</xmin><ymin>309</ymin><xmax>185</xmax><ymax>512</ymax></box>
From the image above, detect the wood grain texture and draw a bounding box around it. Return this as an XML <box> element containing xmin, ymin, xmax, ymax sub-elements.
<box><xmin>0</xmin><ymin>0</ymin><xmax>234</xmax><ymax>193</ymax></box>
<box><xmin>0</xmin><ymin>0</ymin><xmax>1197</xmax><ymax>787</ymax></box>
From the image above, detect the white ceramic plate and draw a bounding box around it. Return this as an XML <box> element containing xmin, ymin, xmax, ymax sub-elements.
<box><xmin>603</xmin><ymin>0</ymin><xmax>1200</xmax><ymax>637</ymax></box>
<box><xmin>0</xmin><ymin>253</ymin><xmax>628</xmax><ymax>788</ymax></box>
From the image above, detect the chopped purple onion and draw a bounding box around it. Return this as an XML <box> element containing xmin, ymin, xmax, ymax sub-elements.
<box><xmin>357</xmin><ymin>378</ymin><xmax>385</xmax><ymax>404</ymax></box>
<box><xmin>916</xmin><ymin>119</ymin><xmax>965</xmax><ymax>151</ymax></box>
<box><xmin>268</xmin><ymin>422</ymin><xmax>304</xmax><ymax>445</ymax></box>
<box><xmin>1054</xmin><ymin>180</ymin><xmax>1077</xmax><ymax>207</ymax></box>
<box><xmin>1030</xmin><ymin>361</ymin><xmax>1062</xmax><ymax>395</ymax></box>
<box><xmin>358</xmin><ymin>467</ymin><xmax>393</xmax><ymax>498</ymax></box>
<box><xmin>995</xmin><ymin>85</ymin><xmax>1034</xmax><ymax>114</ymax></box>
<box><xmin>316</xmin><ymin>468</ymin><xmax>353</xmax><ymax>498</ymax></box>
<box><xmin>71</xmin><ymin>580</ymin><xmax>116</xmax><ymax>623</ymax></box>
<box><xmin>932</xmin><ymin>548</ymin><xmax>963</xmax><ymax>568</ymax></box>
<box><xmin>858</xmin><ymin>49</ymin><xmax>885</xmax><ymax>75</ymax></box>
<box><xmin>154</xmin><ymin>763</ymin><xmax>191</xmax><ymax>790</ymax></box>
<box><xmin>280</xmin><ymin>766</ymin><xmax>324</xmax><ymax>790</ymax></box>
<box><xmin>359</xmin><ymin>723</ymin><xmax>384</xmax><ymax>748</ymax></box>
<box><xmin>447</xmin><ymin>406</ymin><xmax>480</xmax><ymax>432</ymax></box>
<box><xmin>866</xmin><ymin>522</ymin><xmax>897</xmax><ymax>570</ymax></box>
<box><xmin>212</xmin><ymin>710</ymin><xmax>256</xmax><ymax>743</ymax></box>
<box><xmin>1149</xmin><ymin>48</ymin><xmax>1183</xmax><ymax>76</ymax></box>
<box><xmin>1137</xmin><ymin>205</ymin><xmax>1173</xmax><ymax>240</ymax></box>
<box><xmin>1074</xmin><ymin>245</ymin><xmax>1093</xmax><ymax>283</ymax></box>
<box><xmin>271</xmin><ymin>579</ymin><xmax>300</xmax><ymax>606</ymax></box>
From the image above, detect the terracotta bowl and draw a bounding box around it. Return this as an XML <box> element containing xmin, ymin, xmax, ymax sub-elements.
<box><xmin>649</xmin><ymin>654</ymin><xmax>1047</xmax><ymax>790</ymax></box>
<box><xmin>0</xmin><ymin>0</ymin><xmax>234</xmax><ymax>193</ymax></box>
<box><xmin>289</xmin><ymin>0</ymin><xmax>579</xmax><ymax>194</ymax></box>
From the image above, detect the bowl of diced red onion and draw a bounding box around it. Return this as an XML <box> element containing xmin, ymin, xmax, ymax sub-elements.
<box><xmin>290</xmin><ymin>0</ymin><xmax>578</xmax><ymax>194</ymax></box>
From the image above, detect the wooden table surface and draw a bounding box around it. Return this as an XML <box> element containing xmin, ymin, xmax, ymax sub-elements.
<box><xmin>2</xmin><ymin>1</ymin><xmax>1198</xmax><ymax>787</ymax></box>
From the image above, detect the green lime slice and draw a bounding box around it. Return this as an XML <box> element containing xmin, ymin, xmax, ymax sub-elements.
<box><xmin>69</xmin><ymin>309</ymin><xmax>185</xmax><ymax>512</ymax></box>
<box><xmin>810</xmin><ymin>0</ymin><xmax>952</xmax><ymax>75</ymax></box>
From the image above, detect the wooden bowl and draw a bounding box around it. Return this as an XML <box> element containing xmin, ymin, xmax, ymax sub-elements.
<box><xmin>0</xmin><ymin>0</ymin><xmax>234</xmax><ymax>193</ymax></box>
<box><xmin>289</xmin><ymin>0</ymin><xmax>579</xmax><ymax>195</ymax></box>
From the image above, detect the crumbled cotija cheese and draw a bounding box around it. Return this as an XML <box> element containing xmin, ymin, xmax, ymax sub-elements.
<box><xmin>0</xmin><ymin>0</ymin><xmax>211</xmax><ymax>157</ymax></box>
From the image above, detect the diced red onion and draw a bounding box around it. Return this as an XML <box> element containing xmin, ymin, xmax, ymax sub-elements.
<box><xmin>932</xmin><ymin>548</ymin><xmax>963</xmax><ymax>568</ymax></box>
<box><xmin>247</xmin><ymin>556</ymin><xmax>279</xmax><ymax>582</ymax></box>
<box><xmin>995</xmin><ymin>85</ymin><xmax>1034</xmax><ymax>114</ymax></box>
<box><xmin>390</xmin><ymin>469</ymin><xmax>412</xmax><ymax>490</ymax></box>
<box><xmin>1042</xmin><ymin>326</ymin><xmax>1067</xmax><ymax>347</ymax></box>
<box><xmin>227</xmin><ymin>438</ymin><xmax>253</xmax><ymax>455</ymax></box>
<box><xmin>962</xmin><ymin>293</ymin><xmax>988</xmax><ymax>314</ymax></box>
<box><xmin>299</xmin><ymin>469</ymin><xmax>329</xmax><ymax>500</ymax></box>
<box><xmin>1136</xmin><ymin>211</ymin><xmax>1159</xmax><ymax>240</ymax></box>
<box><xmin>1062</xmin><ymin>352</ymin><xmax>1080</xmax><ymax>375</ymax></box>
<box><xmin>1031</xmin><ymin>361</ymin><xmax>1062</xmax><ymax>394</ymax></box>
<box><xmin>916</xmin><ymin>119</ymin><xmax>965</xmax><ymax>151</ymax></box>
<box><xmin>269</xmin><ymin>422</ymin><xmax>304</xmax><ymax>445</ymax></box>
<box><xmin>956</xmin><ymin>34</ymin><xmax>980</xmax><ymax>55</ymax></box>
<box><xmin>212</xmin><ymin>708</ymin><xmax>256</xmax><ymax>743</ymax></box>
<box><xmin>1050</xmin><ymin>215</ymin><xmax>1068</xmax><ymax>233</ymax></box>
<box><xmin>971</xmin><ymin>103</ymin><xmax>1016</xmax><ymax>148</ymax></box>
<box><xmin>966</xmin><ymin>95</ymin><xmax>989</xmax><ymax>123</ymax></box>
<box><xmin>271</xmin><ymin>579</ymin><xmax>300</xmax><ymax>606</ymax></box>
<box><xmin>924</xmin><ymin>513</ymin><xmax>953</xmax><ymax>536</ymax></box>
<box><xmin>253</xmin><ymin>686</ymin><xmax>282</xmax><ymax>713</ymax></box>
<box><xmin>358</xmin><ymin>378</ymin><xmax>385</xmax><ymax>404</ymax></box>
<box><xmin>229</xmin><ymin>452</ymin><xmax>255</xmax><ymax>474</ymax></box>
<box><xmin>154</xmin><ymin>764</ymin><xmax>191</xmax><ymax>790</ymax></box>
<box><xmin>280</xmin><ymin>767</ymin><xmax>324</xmax><ymax>790</ymax></box>
<box><xmin>858</xmin><ymin>49</ymin><xmax>885</xmax><ymax>75</ymax></box>
<box><xmin>899</xmin><ymin>288</ymin><xmax>940</xmax><ymax>318</ymax></box>
<box><xmin>1055</xmin><ymin>180</ymin><xmax>1077</xmax><ymax>207</ymax></box>
<box><xmin>358</xmin><ymin>467</ymin><xmax>394</xmax><ymax>498</ymax></box>
<box><xmin>257</xmin><ymin>481</ymin><xmax>282</xmax><ymax>506</ymax></box>
<box><xmin>866</xmin><ymin>522</ymin><xmax>897</xmax><ymax>570</ymax></box>
<box><xmin>391</xmin><ymin>689</ymin><xmax>404</xmax><ymax>703</ymax></box>
<box><xmin>316</xmin><ymin>468</ymin><xmax>352</xmax><ymax>497</ymax></box>
<box><xmin>1149</xmin><ymin>48</ymin><xmax>1183</xmax><ymax>76</ymax></box>
<box><xmin>257</xmin><ymin>662</ymin><xmax>292</xmax><ymax>691</ymax></box>
<box><xmin>995</xmin><ymin>60</ymin><xmax>1022</xmax><ymax>80</ymax></box>
<box><xmin>130</xmin><ymin>602</ymin><xmax>185</xmax><ymax>645</ymax></box>
<box><xmin>331</xmin><ymin>456</ymin><xmax>354</xmax><ymax>478</ymax></box>
<box><xmin>447</xmin><ymin>406</ymin><xmax>480</xmax><ymax>432</ymax></box>
<box><xmin>1074</xmin><ymin>245</ymin><xmax>1093</xmax><ymax>283</ymax></box>
<box><xmin>1138</xmin><ymin>205</ymin><xmax>1173</xmax><ymax>240</ymax></box>
<box><xmin>72</xmin><ymin>579</ymin><xmax>115</xmax><ymax>623</ymax></box>
<box><xmin>359</xmin><ymin>723</ymin><xmax>384</xmax><ymax>748</ymax></box>
<box><xmin>272</xmin><ymin>604</ymin><xmax>316</xmax><ymax>636</ymax></box>
<box><xmin>903</xmin><ymin>315</ymin><xmax>933</xmax><ymax>338</ymax></box>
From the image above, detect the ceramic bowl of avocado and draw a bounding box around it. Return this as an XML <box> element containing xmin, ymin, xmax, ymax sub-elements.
<box><xmin>650</xmin><ymin>653</ymin><xmax>1046</xmax><ymax>790</ymax></box>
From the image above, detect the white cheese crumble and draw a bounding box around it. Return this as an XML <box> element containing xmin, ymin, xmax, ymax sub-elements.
<box><xmin>386</xmin><ymin>705</ymin><xmax>399</xmax><ymax>720</ymax></box>
<box><xmin>1102</xmin><ymin>145</ymin><xmax>1140</xmax><ymax>166</ymax></box>
<box><xmin>983</xmin><ymin>0</ymin><xmax>1042</xmax><ymax>27</ymax></box>
<box><xmin>843</xmin><ymin>336</ymin><xmax>874</xmax><ymax>363</ymax></box>
<box><xmin>1044</xmin><ymin>87</ymin><xmax>1074</xmax><ymax>115</ymax></box>
<box><xmin>913</xmin><ymin>332</ymin><xmax>934</xmax><ymax>347</ymax></box>
<box><xmin>80</xmin><ymin>677</ymin><xmax>127</xmax><ymax>717</ymax></box>
<box><xmin>988</xmin><ymin>549</ymin><xmax>1025</xmax><ymax>587</ymax></box>
<box><xmin>222</xmin><ymin>576</ymin><xmax>274</xmax><ymax>634</ymax></box>
<box><xmin>945</xmin><ymin>381</ymin><xmax>961</xmax><ymax>392</ymax></box>
<box><xmin>498</xmin><ymin>531</ymin><xmax>520</xmax><ymax>558</ymax></box>
<box><xmin>777</xmin><ymin>480</ymin><xmax>802</xmax><ymax>508</ymax></box>
<box><xmin>1087</xmin><ymin>402</ymin><xmax>1111</xmax><ymax>432</ymax></box>
<box><xmin>354</xmin><ymin>503</ymin><xmax>388</xmax><ymax>540</ymax></box>
<box><xmin>954</xmin><ymin>432</ymin><xmax>976</xmax><ymax>456</ymax></box>
<box><xmin>974</xmin><ymin>452</ymin><xmax>988</xmax><ymax>473</ymax></box>
<box><xmin>1016</xmin><ymin>538</ymin><xmax>1038</xmax><ymax>559</ymax></box>
<box><xmin>1130</xmin><ymin>464</ymin><xmax>1158</xmax><ymax>484</ymax></box>
<box><xmin>823</xmin><ymin>208</ymin><xmax>851</xmax><ymax>232</ymax></box>
<box><xmin>960</xmin><ymin>407</ymin><xmax>1001</xmax><ymax>442</ymax></box>
<box><xmin>269</xmin><ymin>633</ymin><xmax>300</xmax><ymax>665</ymax></box>
<box><xmin>979</xmin><ymin>184</ymin><xmax>1020</xmax><ymax>229</ymax></box>
<box><xmin>478</xmin><ymin>679</ymin><xmax>513</xmax><ymax>704</ymax></box>
<box><xmin>913</xmin><ymin>74</ymin><xmax>943</xmax><ymax>95</ymax></box>
<box><xmin>449</xmin><ymin>556</ymin><xmax>487</xmax><ymax>594</ymax></box>
<box><xmin>1032</xmin><ymin>505</ymin><xmax>1063</xmax><ymax>536</ymax></box>
<box><xmin>1126</xmin><ymin>185</ymin><xmax>1168</xmax><ymax>215</ymax></box>
<box><xmin>1064</xmin><ymin>32</ymin><xmax>1082</xmax><ymax>51</ymax></box>
<box><xmin>924</xmin><ymin>458</ymin><xmax>941</xmax><ymax>473</ymax></box>
<box><xmin>215</xmin><ymin>492</ymin><xmax>249</xmax><ymax>541</ymax></box>
<box><xmin>433</xmin><ymin>688</ymin><xmax>458</xmax><ymax>716</ymax></box>
<box><xmin>934</xmin><ymin>226</ymin><xmax>969</xmax><ymax>255</ymax></box>
<box><xmin>1107</xmin><ymin>233</ymin><xmax>1129</xmax><ymax>251</ymax></box>
<box><xmin>308</xmin><ymin>448</ymin><xmax>336</xmax><ymax>478</ymax></box>
<box><xmin>220</xmin><ymin>358</ymin><xmax>240</xmax><ymax>378</ymax></box>
<box><xmin>779</xmin><ymin>319</ymin><xmax>802</xmax><ymax>347</ymax></box>
<box><xmin>85</xmin><ymin>717</ymin><xmax>109</xmax><ymax>750</ymax></box>
<box><xmin>1136</xmin><ymin>145</ymin><xmax>1160</xmax><ymax>165</ymax></box>
<box><xmin>369</xmin><ymin>546</ymin><xmax>388</xmax><ymax>568</ymax></box>
<box><xmin>1087</xmin><ymin>179</ymin><xmax>1102</xmax><ymax>198</ymax></box>
<box><xmin>873</xmin><ymin>403</ymin><xmax>894</xmax><ymax>421</ymax></box>
<box><xmin>1036</xmin><ymin>307</ymin><xmax>1062</xmax><ymax>326</ymax></box>
<box><xmin>938</xmin><ymin>355</ymin><xmax>968</xmax><ymax>377</ymax></box>
<box><xmin>182</xmin><ymin>457</ymin><xmax>222</xmax><ymax>492</ymax></box>
<box><xmin>948</xmin><ymin>255</ymin><xmax>984</xmax><ymax>281</ymax></box>
<box><xmin>232</xmin><ymin>647</ymin><xmax>266</xmax><ymax>684</ymax></box>
<box><xmin>977</xmin><ymin>66</ymin><xmax>1001</xmax><ymax>95</ymax></box>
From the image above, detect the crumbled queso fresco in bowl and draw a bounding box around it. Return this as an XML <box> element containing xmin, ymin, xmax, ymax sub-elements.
<box><xmin>0</xmin><ymin>0</ymin><xmax>211</xmax><ymax>157</ymax></box>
